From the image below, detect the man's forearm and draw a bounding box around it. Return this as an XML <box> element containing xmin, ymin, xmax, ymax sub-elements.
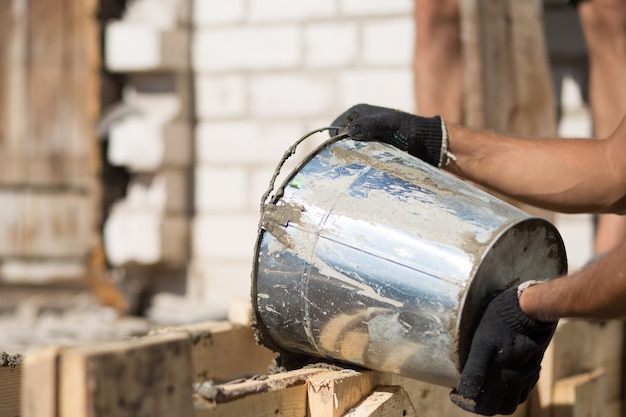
<box><xmin>443</xmin><ymin>123</ymin><xmax>626</xmax><ymax>214</ymax></box>
<box><xmin>519</xmin><ymin>239</ymin><xmax>626</xmax><ymax>321</ymax></box>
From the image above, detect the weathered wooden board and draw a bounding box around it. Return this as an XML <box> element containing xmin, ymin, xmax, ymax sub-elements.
<box><xmin>461</xmin><ymin>0</ymin><xmax>556</xmax><ymax>136</ymax></box>
<box><xmin>532</xmin><ymin>319</ymin><xmax>623</xmax><ymax>417</ymax></box>
<box><xmin>175</xmin><ymin>321</ymin><xmax>277</xmax><ymax>383</ymax></box>
<box><xmin>22</xmin><ymin>346</ymin><xmax>61</xmax><ymax>417</ymax></box>
<box><xmin>0</xmin><ymin>191</ymin><xmax>94</xmax><ymax>258</ymax></box>
<box><xmin>59</xmin><ymin>331</ymin><xmax>193</xmax><ymax>417</ymax></box>
<box><xmin>0</xmin><ymin>0</ymin><xmax>100</xmax><ymax>273</ymax></box>
<box><xmin>307</xmin><ymin>370</ymin><xmax>384</xmax><ymax>417</ymax></box>
<box><xmin>344</xmin><ymin>386</ymin><xmax>417</xmax><ymax>417</ymax></box>
<box><xmin>460</xmin><ymin>0</ymin><xmax>556</xmax><ymax>219</ymax></box>
<box><xmin>553</xmin><ymin>369</ymin><xmax>606</xmax><ymax>417</ymax></box>
<box><xmin>0</xmin><ymin>0</ymin><xmax>99</xmax><ymax>187</ymax></box>
<box><xmin>0</xmin><ymin>363</ymin><xmax>21</xmax><ymax>417</ymax></box>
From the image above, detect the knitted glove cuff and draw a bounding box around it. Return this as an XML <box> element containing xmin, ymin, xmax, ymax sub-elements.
<box><xmin>405</xmin><ymin>115</ymin><xmax>446</xmax><ymax>167</ymax></box>
<box><xmin>497</xmin><ymin>287</ymin><xmax>556</xmax><ymax>335</ymax></box>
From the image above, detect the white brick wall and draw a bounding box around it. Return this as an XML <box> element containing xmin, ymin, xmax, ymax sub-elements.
<box><xmin>101</xmin><ymin>0</ymin><xmax>597</xmax><ymax>315</ymax></box>
<box><xmin>188</xmin><ymin>0</ymin><xmax>594</xmax><ymax>311</ymax></box>
<box><xmin>190</xmin><ymin>0</ymin><xmax>416</xmax><ymax>307</ymax></box>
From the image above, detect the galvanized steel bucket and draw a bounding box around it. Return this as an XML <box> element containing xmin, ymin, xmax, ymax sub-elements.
<box><xmin>252</xmin><ymin>129</ymin><xmax>567</xmax><ymax>388</ymax></box>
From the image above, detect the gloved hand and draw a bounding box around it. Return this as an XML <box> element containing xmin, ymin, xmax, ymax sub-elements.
<box><xmin>449</xmin><ymin>285</ymin><xmax>557</xmax><ymax>416</ymax></box>
<box><xmin>330</xmin><ymin>103</ymin><xmax>449</xmax><ymax>167</ymax></box>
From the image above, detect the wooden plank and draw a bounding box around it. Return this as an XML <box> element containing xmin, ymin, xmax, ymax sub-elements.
<box><xmin>194</xmin><ymin>384</ymin><xmax>308</xmax><ymax>417</ymax></box>
<box><xmin>307</xmin><ymin>370</ymin><xmax>383</xmax><ymax>417</ymax></box>
<box><xmin>0</xmin><ymin>0</ymin><xmax>28</xmax><ymax>184</ymax></box>
<box><xmin>460</xmin><ymin>0</ymin><xmax>556</xmax><ymax>219</ymax></box>
<box><xmin>65</xmin><ymin>0</ymin><xmax>100</xmax><ymax>186</ymax></box>
<box><xmin>532</xmin><ymin>320</ymin><xmax>622</xmax><ymax>417</ymax></box>
<box><xmin>553</xmin><ymin>369</ymin><xmax>606</xmax><ymax>417</ymax></box>
<box><xmin>193</xmin><ymin>368</ymin><xmax>329</xmax><ymax>417</ymax></box>
<box><xmin>173</xmin><ymin>321</ymin><xmax>277</xmax><ymax>383</ymax></box>
<box><xmin>460</xmin><ymin>0</ymin><xmax>556</xmax><ymax>136</ymax></box>
<box><xmin>26</xmin><ymin>0</ymin><xmax>67</xmax><ymax>185</ymax></box>
<box><xmin>343</xmin><ymin>386</ymin><xmax>417</xmax><ymax>417</ymax></box>
<box><xmin>22</xmin><ymin>346</ymin><xmax>62</xmax><ymax>417</ymax></box>
<box><xmin>0</xmin><ymin>0</ymin><xmax>99</xmax><ymax>187</ymax></box>
<box><xmin>0</xmin><ymin>361</ymin><xmax>22</xmax><ymax>417</ymax></box>
<box><xmin>59</xmin><ymin>331</ymin><xmax>194</xmax><ymax>417</ymax></box>
<box><xmin>389</xmin><ymin>375</ymin><xmax>528</xmax><ymax>417</ymax></box>
<box><xmin>0</xmin><ymin>191</ymin><xmax>94</xmax><ymax>258</ymax></box>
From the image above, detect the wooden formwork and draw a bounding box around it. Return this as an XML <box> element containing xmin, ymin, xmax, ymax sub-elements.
<box><xmin>16</xmin><ymin>321</ymin><xmax>417</xmax><ymax>417</ymax></box>
<box><xmin>4</xmin><ymin>317</ymin><xmax>622</xmax><ymax>417</ymax></box>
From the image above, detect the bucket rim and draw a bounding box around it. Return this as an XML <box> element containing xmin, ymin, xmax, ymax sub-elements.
<box><xmin>454</xmin><ymin>216</ymin><xmax>568</xmax><ymax>373</ymax></box>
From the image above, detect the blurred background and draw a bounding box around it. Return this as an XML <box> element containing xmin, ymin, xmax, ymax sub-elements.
<box><xmin>0</xmin><ymin>0</ymin><xmax>594</xmax><ymax>353</ymax></box>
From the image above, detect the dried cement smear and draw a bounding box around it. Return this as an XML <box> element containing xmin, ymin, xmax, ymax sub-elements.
<box><xmin>0</xmin><ymin>351</ymin><xmax>22</xmax><ymax>367</ymax></box>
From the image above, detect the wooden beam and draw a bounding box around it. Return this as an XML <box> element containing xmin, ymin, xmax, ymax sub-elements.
<box><xmin>307</xmin><ymin>370</ymin><xmax>384</xmax><ymax>417</ymax></box>
<box><xmin>22</xmin><ymin>346</ymin><xmax>61</xmax><ymax>417</ymax></box>
<box><xmin>553</xmin><ymin>369</ymin><xmax>606</xmax><ymax>417</ymax></box>
<box><xmin>194</xmin><ymin>384</ymin><xmax>308</xmax><ymax>417</ymax></box>
<box><xmin>460</xmin><ymin>0</ymin><xmax>556</xmax><ymax>136</ymax></box>
<box><xmin>343</xmin><ymin>386</ymin><xmax>417</xmax><ymax>417</ymax></box>
<box><xmin>59</xmin><ymin>331</ymin><xmax>193</xmax><ymax>417</ymax></box>
<box><xmin>193</xmin><ymin>368</ymin><xmax>328</xmax><ymax>417</ymax></box>
<box><xmin>0</xmin><ymin>361</ymin><xmax>22</xmax><ymax>417</ymax></box>
<box><xmin>532</xmin><ymin>319</ymin><xmax>622</xmax><ymax>417</ymax></box>
<box><xmin>175</xmin><ymin>321</ymin><xmax>277</xmax><ymax>383</ymax></box>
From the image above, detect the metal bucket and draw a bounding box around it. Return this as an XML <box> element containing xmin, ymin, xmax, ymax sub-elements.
<box><xmin>252</xmin><ymin>129</ymin><xmax>567</xmax><ymax>388</ymax></box>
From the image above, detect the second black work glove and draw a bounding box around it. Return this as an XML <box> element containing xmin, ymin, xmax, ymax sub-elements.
<box><xmin>330</xmin><ymin>103</ymin><xmax>448</xmax><ymax>167</ymax></box>
<box><xmin>449</xmin><ymin>285</ymin><xmax>557</xmax><ymax>416</ymax></box>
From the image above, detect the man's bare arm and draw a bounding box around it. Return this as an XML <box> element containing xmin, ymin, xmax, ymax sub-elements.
<box><xmin>520</xmin><ymin>238</ymin><xmax>626</xmax><ymax>321</ymax></box>
<box><xmin>445</xmin><ymin>118</ymin><xmax>626</xmax><ymax>214</ymax></box>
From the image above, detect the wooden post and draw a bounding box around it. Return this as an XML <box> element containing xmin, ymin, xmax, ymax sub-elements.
<box><xmin>460</xmin><ymin>0</ymin><xmax>556</xmax><ymax>137</ymax></box>
<box><xmin>460</xmin><ymin>0</ymin><xmax>556</xmax><ymax>218</ymax></box>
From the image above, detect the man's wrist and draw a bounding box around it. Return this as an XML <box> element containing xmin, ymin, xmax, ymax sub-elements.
<box><xmin>518</xmin><ymin>281</ymin><xmax>559</xmax><ymax>323</ymax></box>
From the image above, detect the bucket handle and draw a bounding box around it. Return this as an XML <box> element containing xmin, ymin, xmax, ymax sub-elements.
<box><xmin>260</xmin><ymin>127</ymin><xmax>348</xmax><ymax>209</ymax></box>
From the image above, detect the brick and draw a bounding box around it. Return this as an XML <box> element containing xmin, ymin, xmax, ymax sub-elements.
<box><xmin>105</xmin><ymin>22</ymin><xmax>188</xmax><ymax>72</ymax></box>
<box><xmin>192</xmin><ymin>214</ymin><xmax>259</xmax><ymax>260</ymax></box>
<box><xmin>337</xmin><ymin>69</ymin><xmax>415</xmax><ymax>112</ymax></box>
<box><xmin>304</xmin><ymin>23</ymin><xmax>358</xmax><ymax>68</ymax></box>
<box><xmin>108</xmin><ymin>118</ymin><xmax>191</xmax><ymax>171</ymax></box>
<box><xmin>190</xmin><ymin>260</ymin><xmax>255</xmax><ymax>303</ymax></box>
<box><xmin>195</xmin><ymin>121</ymin><xmax>303</xmax><ymax>164</ymax></box>
<box><xmin>250</xmin><ymin>74</ymin><xmax>334</xmax><ymax>118</ymax></box>
<box><xmin>123</xmin><ymin>0</ymin><xmax>187</xmax><ymax>29</ymax></box>
<box><xmin>249</xmin><ymin>0</ymin><xmax>335</xmax><ymax>22</ymax></box>
<box><xmin>193</xmin><ymin>0</ymin><xmax>245</xmax><ymax>26</ymax></box>
<box><xmin>122</xmin><ymin>74</ymin><xmax>186</xmax><ymax>119</ymax></box>
<box><xmin>193</xmin><ymin>26</ymin><xmax>301</xmax><ymax>72</ymax></box>
<box><xmin>195</xmin><ymin>167</ymin><xmax>248</xmax><ymax>212</ymax></box>
<box><xmin>361</xmin><ymin>18</ymin><xmax>414</xmax><ymax>66</ymax></box>
<box><xmin>339</xmin><ymin>0</ymin><xmax>412</xmax><ymax>16</ymax></box>
<box><xmin>121</xmin><ymin>170</ymin><xmax>188</xmax><ymax>214</ymax></box>
<box><xmin>195</xmin><ymin>75</ymin><xmax>247</xmax><ymax>118</ymax></box>
<box><xmin>104</xmin><ymin>207</ymin><xmax>189</xmax><ymax>266</ymax></box>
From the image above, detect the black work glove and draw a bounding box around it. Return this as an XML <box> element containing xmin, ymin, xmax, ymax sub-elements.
<box><xmin>330</xmin><ymin>103</ymin><xmax>447</xmax><ymax>167</ymax></box>
<box><xmin>449</xmin><ymin>285</ymin><xmax>557</xmax><ymax>416</ymax></box>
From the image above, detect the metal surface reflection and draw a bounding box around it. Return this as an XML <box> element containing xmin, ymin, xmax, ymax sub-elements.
<box><xmin>253</xmin><ymin>135</ymin><xmax>567</xmax><ymax>387</ymax></box>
